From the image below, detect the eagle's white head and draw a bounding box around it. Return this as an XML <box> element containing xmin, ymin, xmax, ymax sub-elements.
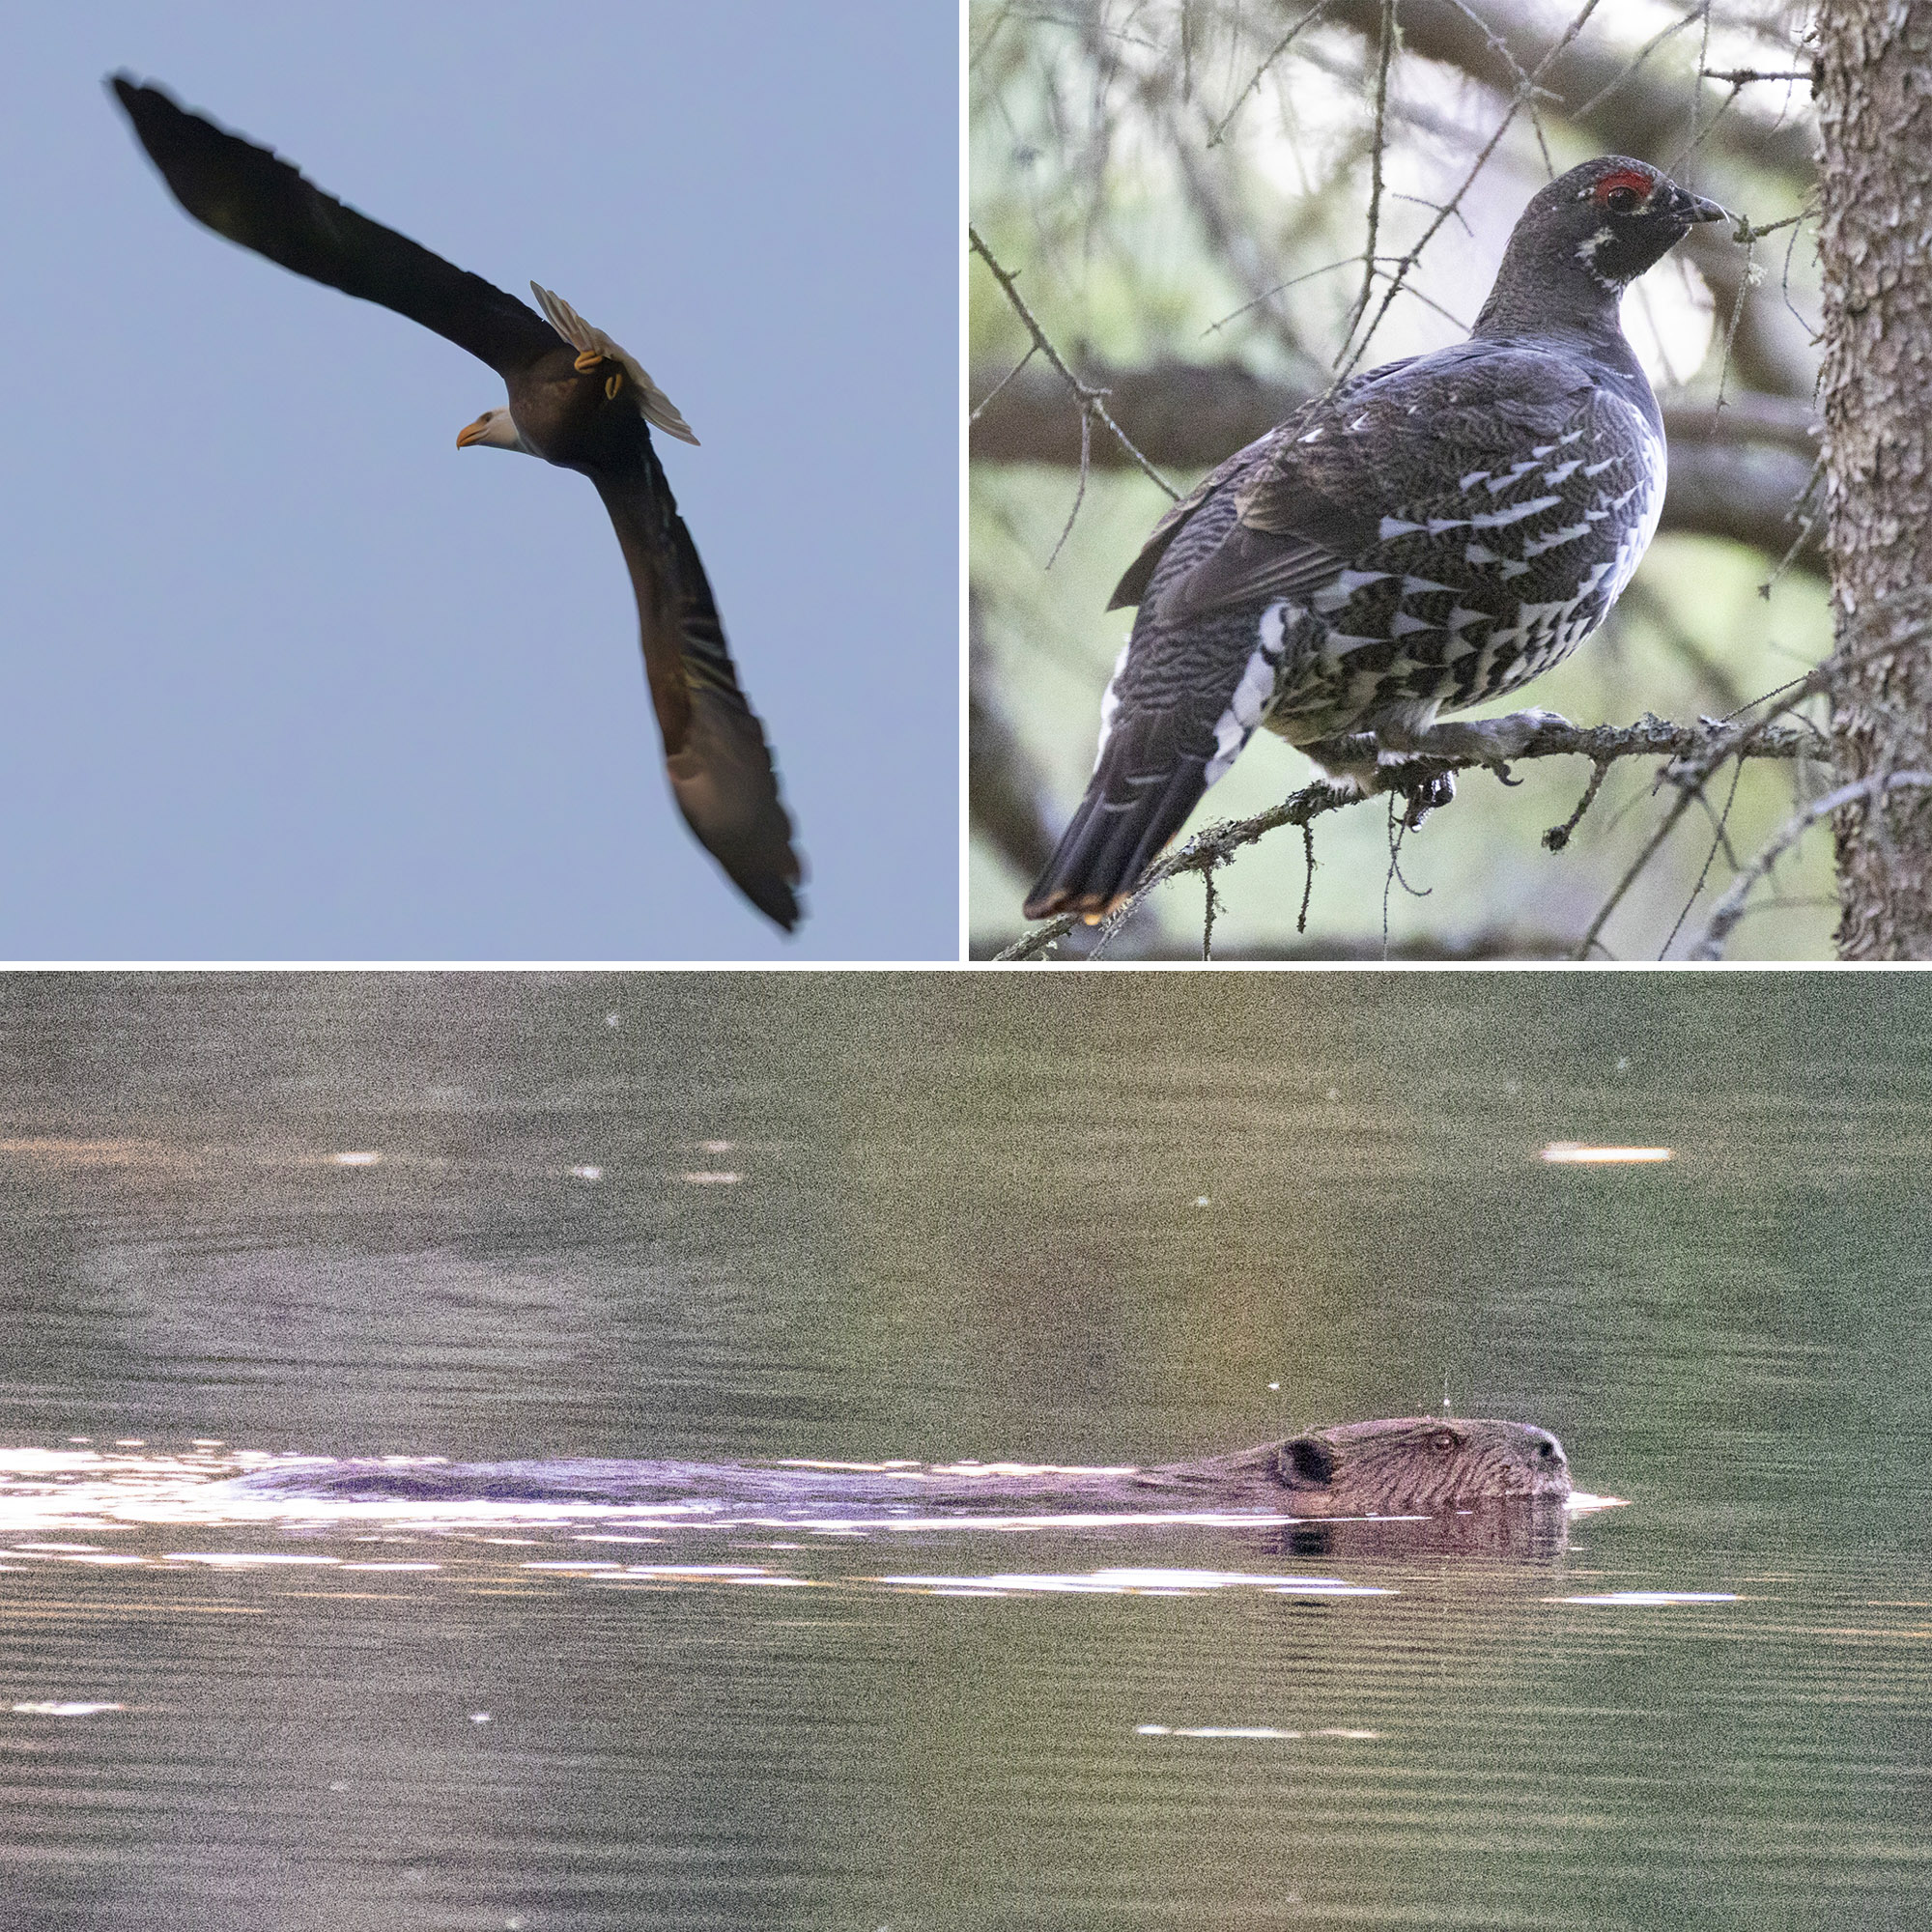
<box><xmin>456</xmin><ymin>406</ymin><xmax>530</xmax><ymax>453</ymax></box>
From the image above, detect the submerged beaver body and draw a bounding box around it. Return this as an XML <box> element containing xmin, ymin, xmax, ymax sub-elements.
<box><xmin>237</xmin><ymin>1416</ymin><xmax>1570</xmax><ymax>1521</ymax></box>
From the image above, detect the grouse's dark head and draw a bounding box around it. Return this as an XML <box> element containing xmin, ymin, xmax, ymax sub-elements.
<box><xmin>1473</xmin><ymin>156</ymin><xmax>1728</xmax><ymax>340</ymax></box>
<box><xmin>1528</xmin><ymin>156</ymin><xmax>1729</xmax><ymax>286</ymax></box>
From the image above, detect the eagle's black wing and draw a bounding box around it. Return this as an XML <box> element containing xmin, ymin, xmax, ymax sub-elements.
<box><xmin>111</xmin><ymin>76</ymin><xmax>562</xmax><ymax>377</ymax></box>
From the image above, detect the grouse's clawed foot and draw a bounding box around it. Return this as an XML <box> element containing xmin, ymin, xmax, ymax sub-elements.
<box><xmin>1378</xmin><ymin>708</ymin><xmax>1571</xmax><ymax>769</ymax></box>
<box><xmin>1398</xmin><ymin>768</ymin><xmax>1458</xmax><ymax>829</ymax></box>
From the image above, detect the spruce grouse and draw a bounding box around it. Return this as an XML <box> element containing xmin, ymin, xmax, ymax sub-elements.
<box><xmin>1024</xmin><ymin>156</ymin><xmax>1728</xmax><ymax>922</ymax></box>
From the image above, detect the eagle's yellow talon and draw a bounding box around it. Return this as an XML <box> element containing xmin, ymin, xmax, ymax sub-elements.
<box><xmin>605</xmin><ymin>371</ymin><xmax>624</xmax><ymax>400</ymax></box>
<box><xmin>574</xmin><ymin>349</ymin><xmax>605</xmax><ymax>374</ymax></box>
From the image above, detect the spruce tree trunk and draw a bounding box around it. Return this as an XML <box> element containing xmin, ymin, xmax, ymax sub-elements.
<box><xmin>1816</xmin><ymin>1</ymin><xmax>1932</xmax><ymax>955</ymax></box>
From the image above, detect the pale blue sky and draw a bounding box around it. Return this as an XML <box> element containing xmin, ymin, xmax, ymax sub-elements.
<box><xmin>1</xmin><ymin>3</ymin><xmax>957</xmax><ymax>960</ymax></box>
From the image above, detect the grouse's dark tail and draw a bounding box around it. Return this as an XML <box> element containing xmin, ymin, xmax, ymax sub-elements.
<box><xmin>1022</xmin><ymin>738</ymin><xmax>1210</xmax><ymax>922</ymax></box>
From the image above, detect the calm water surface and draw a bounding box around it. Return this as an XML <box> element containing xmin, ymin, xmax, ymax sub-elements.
<box><xmin>2</xmin><ymin>974</ymin><xmax>1929</xmax><ymax>1928</ymax></box>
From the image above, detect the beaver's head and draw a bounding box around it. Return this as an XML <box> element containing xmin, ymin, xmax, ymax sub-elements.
<box><xmin>1272</xmin><ymin>1416</ymin><xmax>1572</xmax><ymax>1516</ymax></box>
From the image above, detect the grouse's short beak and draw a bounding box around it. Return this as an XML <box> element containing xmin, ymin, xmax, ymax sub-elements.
<box><xmin>456</xmin><ymin>415</ymin><xmax>491</xmax><ymax>448</ymax></box>
<box><xmin>1673</xmin><ymin>186</ymin><xmax>1730</xmax><ymax>225</ymax></box>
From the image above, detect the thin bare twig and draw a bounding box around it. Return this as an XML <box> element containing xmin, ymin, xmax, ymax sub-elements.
<box><xmin>1690</xmin><ymin>773</ymin><xmax>1932</xmax><ymax>959</ymax></box>
<box><xmin>1731</xmin><ymin>211</ymin><xmax>1808</xmax><ymax>242</ymax></box>
<box><xmin>1045</xmin><ymin>406</ymin><xmax>1096</xmax><ymax>568</ymax></box>
<box><xmin>1208</xmin><ymin>0</ymin><xmax>1340</xmax><ymax>145</ymax></box>
<box><xmin>1204</xmin><ymin>257</ymin><xmax>1360</xmax><ymax>340</ymax></box>
<box><xmin>1572</xmin><ymin>9</ymin><xmax>1700</xmax><ymax>121</ymax></box>
<box><xmin>1437</xmin><ymin>0</ymin><xmax>1554</xmax><ymax>174</ymax></box>
<box><xmin>1711</xmin><ymin>232</ymin><xmax>1755</xmax><ymax>422</ymax></box>
<box><xmin>1341</xmin><ymin>0</ymin><xmax>1399</xmax><ymax>351</ymax></box>
<box><xmin>968</xmin><ymin>226</ymin><xmax>1179</xmax><ymax>503</ymax></box>
<box><xmin>1570</xmin><ymin>782</ymin><xmax>1701</xmax><ymax>958</ymax></box>
<box><xmin>1758</xmin><ymin>455</ymin><xmax>1826</xmax><ymax>600</ymax></box>
<box><xmin>1658</xmin><ymin>754</ymin><xmax>1747</xmax><ymax>956</ymax></box>
<box><xmin>968</xmin><ymin>343</ymin><xmax>1039</xmax><ymax>425</ymax></box>
<box><xmin>1542</xmin><ymin>759</ymin><xmax>1612</xmax><ymax>852</ymax></box>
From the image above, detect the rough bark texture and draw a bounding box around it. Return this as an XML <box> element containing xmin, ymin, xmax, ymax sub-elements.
<box><xmin>1816</xmin><ymin>0</ymin><xmax>1932</xmax><ymax>956</ymax></box>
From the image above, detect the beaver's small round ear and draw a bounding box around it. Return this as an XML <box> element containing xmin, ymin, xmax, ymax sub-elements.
<box><xmin>1278</xmin><ymin>1435</ymin><xmax>1338</xmax><ymax>1487</ymax></box>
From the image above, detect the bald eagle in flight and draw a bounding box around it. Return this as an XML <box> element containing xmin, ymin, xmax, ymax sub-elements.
<box><xmin>111</xmin><ymin>75</ymin><xmax>803</xmax><ymax>932</ymax></box>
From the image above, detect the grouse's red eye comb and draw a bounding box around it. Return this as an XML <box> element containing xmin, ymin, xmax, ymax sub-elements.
<box><xmin>1591</xmin><ymin>167</ymin><xmax>1658</xmax><ymax>204</ymax></box>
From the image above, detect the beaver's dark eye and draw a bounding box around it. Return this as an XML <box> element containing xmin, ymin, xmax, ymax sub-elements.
<box><xmin>1605</xmin><ymin>185</ymin><xmax>1640</xmax><ymax>213</ymax></box>
<box><xmin>1538</xmin><ymin>1440</ymin><xmax>1560</xmax><ymax>1461</ymax></box>
<box><xmin>1430</xmin><ymin>1431</ymin><xmax>1457</xmax><ymax>1454</ymax></box>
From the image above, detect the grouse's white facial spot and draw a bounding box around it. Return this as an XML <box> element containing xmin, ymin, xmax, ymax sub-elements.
<box><xmin>1575</xmin><ymin>226</ymin><xmax>1619</xmax><ymax>289</ymax></box>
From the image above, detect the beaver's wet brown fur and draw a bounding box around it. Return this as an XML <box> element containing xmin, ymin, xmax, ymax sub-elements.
<box><xmin>236</xmin><ymin>1416</ymin><xmax>1572</xmax><ymax>1523</ymax></box>
<box><xmin>1128</xmin><ymin>1416</ymin><xmax>1572</xmax><ymax>1517</ymax></box>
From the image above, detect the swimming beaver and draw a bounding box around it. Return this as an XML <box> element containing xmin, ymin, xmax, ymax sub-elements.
<box><xmin>1124</xmin><ymin>1415</ymin><xmax>1572</xmax><ymax>1517</ymax></box>
<box><xmin>232</xmin><ymin>1416</ymin><xmax>1570</xmax><ymax>1520</ymax></box>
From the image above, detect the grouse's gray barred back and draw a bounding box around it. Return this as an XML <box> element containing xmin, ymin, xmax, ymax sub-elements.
<box><xmin>1025</xmin><ymin>157</ymin><xmax>1728</xmax><ymax>923</ymax></box>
